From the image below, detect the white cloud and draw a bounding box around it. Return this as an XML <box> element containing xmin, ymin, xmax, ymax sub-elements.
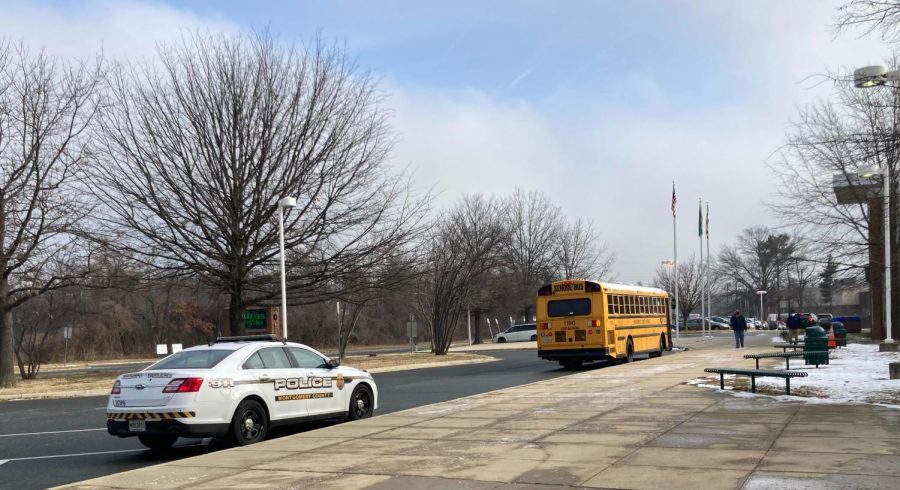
<box><xmin>0</xmin><ymin>0</ymin><xmax>238</xmax><ymax>60</ymax></box>
<box><xmin>2</xmin><ymin>0</ymin><xmax>894</xmax><ymax>287</ymax></box>
<box><xmin>385</xmin><ymin>0</ymin><xmax>893</xmax><ymax>285</ymax></box>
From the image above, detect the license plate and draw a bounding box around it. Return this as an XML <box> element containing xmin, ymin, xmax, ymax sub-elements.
<box><xmin>128</xmin><ymin>419</ymin><xmax>146</xmax><ymax>432</ymax></box>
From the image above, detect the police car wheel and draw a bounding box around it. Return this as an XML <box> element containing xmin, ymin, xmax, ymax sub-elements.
<box><xmin>231</xmin><ymin>399</ymin><xmax>268</xmax><ymax>446</ymax></box>
<box><xmin>138</xmin><ymin>434</ymin><xmax>178</xmax><ymax>450</ymax></box>
<box><xmin>347</xmin><ymin>386</ymin><xmax>374</xmax><ymax>421</ymax></box>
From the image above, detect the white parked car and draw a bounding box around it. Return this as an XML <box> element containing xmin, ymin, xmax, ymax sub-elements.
<box><xmin>493</xmin><ymin>323</ymin><xmax>537</xmax><ymax>343</ymax></box>
<box><xmin>106</xmin><ymin>335</ymin><xmax>377</xmax><ymax>449</ymax></box>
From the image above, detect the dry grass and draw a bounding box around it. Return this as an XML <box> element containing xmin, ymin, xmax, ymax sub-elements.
<box><xmin>0</xmin><ymin>372</ymin><xmax>121</xmax><ymax>400</ymax></box>
<box><xmin>0</xmin><ymin>352</ymin><xmax>492</xmax><ymax>401</ymax></box>
<box><xmin>38</xmin><ymin>358</ymin><xmax>157</xmax><ymax>373</ymax></box>
<box><xmin>344</xmin><ymin>352</ymin><xmax>489</xmax><ymax>371</ymax></box>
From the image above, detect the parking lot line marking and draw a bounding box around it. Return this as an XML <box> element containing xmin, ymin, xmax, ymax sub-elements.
<box><xmin>0</xmin><ymin>428</ymin><xmax>106</xmax><ymax>438</ymax></box>
<box><xmin>1</xmin><ymin>449</ymin><xmax>145</xmax><ymax>464</ymax></box>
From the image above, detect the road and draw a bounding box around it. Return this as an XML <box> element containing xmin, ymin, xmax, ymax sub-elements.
<box><xmin>0</xmin><ymin>348</ymin><xmax>624</xmax><ymax>490</ymax></box>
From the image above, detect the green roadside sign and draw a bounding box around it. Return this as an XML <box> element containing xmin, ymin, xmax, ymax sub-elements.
<box><xmin>244</xmin><ymin>309</ymin><xmax>267</xmax><ymax>330</ymax></box>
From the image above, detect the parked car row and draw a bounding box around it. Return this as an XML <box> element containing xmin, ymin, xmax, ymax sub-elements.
<box><xmin>683</xmin><ymin>317</ymin><xmax>730</xmax><ymax>330</ymax></box>
<box><xmin>683</xmin><ymin>315</ymin><xmax>771</xmax><ymax>330</ymax></box>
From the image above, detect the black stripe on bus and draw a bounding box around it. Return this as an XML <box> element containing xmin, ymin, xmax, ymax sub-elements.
<box><xmin>617</xmin><ymin>333</ymin><xmax>662</xmax><ymax>341</ymax></box>
<box><xmin>612</xmin><ymin>324</ymin><xmax>665</xmax><ymax>330</ymax></box>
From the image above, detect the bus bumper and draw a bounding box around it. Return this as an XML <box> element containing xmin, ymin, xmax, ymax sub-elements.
<box><xmin>538</xmin><ymin>348</ymin><xmax>609</xmax><ymax>361</ymax></box>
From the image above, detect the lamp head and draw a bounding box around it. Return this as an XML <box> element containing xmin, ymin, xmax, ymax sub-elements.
<box><xmin>854</xmin><ymin>65</ymin><xmax>888</xmax><ymax>88</ymax></box>
<box><xmin>278</xmin><ymin>197</ymin><xmax>297</xmax><ymax>208</ymax></box>
<box><xmin>858</xmin><ymin>165</ymin><xmax>883</xmax><ymax>179</ymax></box>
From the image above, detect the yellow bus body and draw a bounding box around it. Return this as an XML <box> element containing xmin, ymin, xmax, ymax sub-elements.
<box><xmin>535</xmin><ymin>280</ymin><xmax>671</xmax><ymax>368</ymax></box>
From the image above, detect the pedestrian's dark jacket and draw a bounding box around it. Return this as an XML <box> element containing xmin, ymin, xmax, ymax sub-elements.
<box><xmin>730</xmin><ymin>314</ymin><xmax>747</xmax><ymax>331</ymax></box>
<box><xmin>787</xmin><ymin>314</ymin><xmax>802</xmax><ymax>329</ymax></box>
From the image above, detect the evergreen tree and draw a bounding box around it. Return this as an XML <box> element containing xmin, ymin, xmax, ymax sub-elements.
<box><xmin>819</xmin><ymin>256</ymin><xmax>838</xmax><ymax>307</ymax></box>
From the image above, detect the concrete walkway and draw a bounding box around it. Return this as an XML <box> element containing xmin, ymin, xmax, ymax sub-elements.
<box><xmin>60</xmin><ymin>335</ymin><xmax>900</xmax><ymax>489</ymax></box>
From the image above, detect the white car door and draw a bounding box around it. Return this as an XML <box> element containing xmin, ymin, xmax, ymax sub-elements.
<box><xmin>242</xmin><ymin>347</ymin><xmax>308</xmax><ymax>420</ymax></box>
<box><xmin>287</xmin><ymin>347</ymin><xmax>344</xmax><ymax>417</ymax></box>
<box><xmin>511</xmin><ymin>326</ymin><xmax>527</xmax><ymax>342</ymax></box>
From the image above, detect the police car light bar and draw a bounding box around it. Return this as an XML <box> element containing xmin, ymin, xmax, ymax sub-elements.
<box><xmin>215</xmin><ymin>334</ymin><xmax>285</xmax><ymax>344</ymax></box>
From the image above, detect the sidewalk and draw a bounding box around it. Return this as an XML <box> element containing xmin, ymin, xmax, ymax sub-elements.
<box><xmin>60</xmin><ymin>337</ymin><xmax>900</xmax><ymax>489</ymax></box>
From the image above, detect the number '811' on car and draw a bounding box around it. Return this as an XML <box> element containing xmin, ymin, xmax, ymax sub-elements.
<box><xmin>106</xmin><ymin>335</ymin><xmax>377</xmax><ymax>449</ymax></box>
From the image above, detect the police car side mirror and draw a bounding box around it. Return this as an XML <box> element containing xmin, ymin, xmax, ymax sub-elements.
<box><xmin>326</xmin><ymin>359</ymin><xmax>340</xmax><ymax>369</ymax></box>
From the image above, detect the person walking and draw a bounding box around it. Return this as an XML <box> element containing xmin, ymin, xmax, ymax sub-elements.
<box><xmin>786</xmin><ymin>310</ymin><xmax>802</xmax><ymax>344</ymax></box>
<box><xmin>730</xmin><ymin>309</ymin><xmax>747</xmax><ymax>349</ymax></box>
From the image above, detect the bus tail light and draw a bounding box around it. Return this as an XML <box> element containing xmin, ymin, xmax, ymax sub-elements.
<box><xmin>588</xmin><ymin>320</ymin><xmax>600</xmax><ymax>328</ymax></box>
<box><xmin>540</xmin><ymin>322</ymin><xmax>551</xmax><ymax>330</ymax></box>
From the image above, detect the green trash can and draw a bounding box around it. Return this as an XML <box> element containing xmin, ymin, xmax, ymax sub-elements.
<box><xmin>832</xmin><ymin>322</ymin><xmax>847</xmax><ymax>348</ymax></box>
<box><xmin>804</xmin><ymin>325</ymin><xmax>829</xmax><ymax>366</ymax></box>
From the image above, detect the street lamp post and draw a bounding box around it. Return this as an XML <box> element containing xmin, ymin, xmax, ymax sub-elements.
<box><xmin>853</xmin><ymin>65</ymin><xmax>899</xmax><ymax>352</ymax></box>
<box><xmin>859</xmin><ymin>166</ymin><xmax>895</xmax><ymax>348</ymax></box>
<box><xmin>278</xmin><ymin>197</ymin><xmax>297</xmax><ymax>340</ymax></box>
<box><xmin>756</xmin><ymin>290</ymin><xmax>766</xmax><ymax>325</ymax></box>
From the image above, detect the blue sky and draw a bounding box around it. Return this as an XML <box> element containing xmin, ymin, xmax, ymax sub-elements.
<box><xmin>0</xmin><ymin>0</ymin><xmax>891</xmax><ymax>283</ymax></box>
<box><xmin>169</xmin><ymin>1</ymin><xmax>747</xmax><ymax>112</ymax></box>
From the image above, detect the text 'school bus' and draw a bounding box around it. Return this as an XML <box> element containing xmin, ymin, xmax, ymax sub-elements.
<box><xmin>535</xmin><ymin>280</ymin><xmax>673</xmax><ymax>369</ymax></box>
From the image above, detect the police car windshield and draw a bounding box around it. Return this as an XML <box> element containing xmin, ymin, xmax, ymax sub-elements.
<box><xmin>148</xmin><ymin>350</ymin><xmax>233</xmax><ymax>370</ymax></box>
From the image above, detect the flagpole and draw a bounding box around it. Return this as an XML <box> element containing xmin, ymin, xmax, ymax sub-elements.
<box><xmin>673</xmin><ymin>181</ymin><xmax>679</xmax><ymax>340</ymax></box>
<box><xmin>706</xmin><ymin>201</ymin><xmax>711</xmax><ymax>337</ymax></box>
<box><xmin>699</xmin><ymin>198</ymin><xmax>705</xmax><ymax>338</ymax></box>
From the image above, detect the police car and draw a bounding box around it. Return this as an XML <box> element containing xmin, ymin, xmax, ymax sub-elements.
<box><xmin>106</xmin><ymin>335</ymin><xmax>377</xmax><ymax>449</ymax></box>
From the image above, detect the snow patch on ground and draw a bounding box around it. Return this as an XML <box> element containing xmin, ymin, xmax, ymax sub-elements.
<box><xmin>690</xmin><ymin>343</ymin><xmax>900</xmax><ymax>408</ymax></box>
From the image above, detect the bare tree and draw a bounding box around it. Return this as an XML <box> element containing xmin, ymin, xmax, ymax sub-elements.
<box><xmin>766</xmin><ymin>77</ymin><xmax>900</xmax><ymax>276</ymax></box>
<box><xmin>0</xmin><ymin>42</ymin><xmax>101</xmax><ymax>388</ymax></box>
<box><xmin>333</xmin><ymin>255</ymin><xmax>420</xmax><ymax>359</ymax></box>
<box><xmin>502</xmin><ymin>189</ymin><xmax>563</xmax><ymax>318</ymax></box>
<box><xmin>836</xmin><ymin>0</ymin><xmax>900</xmax><ymax>42</ymax></box>
<box><xmin>90</xmin><ymin>32</ymin><xmax>427</xmax><ymax>335</ymax></box>
<box><xmin>717</xmin><ymin>227</ymin><xmax>796</xmax><ymax>294</ymax></box>
<box><xmin>652</xmin><ymin>256</ymin><xmax>705</xmax><ymax>323</ymax></box>
<box><xmin>767</xmin><ymin>60</ymin><xmax>900</xmax><ymax>325</ymax></box>
<box><xmin>418</xmin><ymin>195</ymin><xmax>506</xmax><ymax>355</ymax></box>
<box><xmin>555</xmin><ymin>218</ymin><xmax>615</xmax><ymax>280</ymax></box>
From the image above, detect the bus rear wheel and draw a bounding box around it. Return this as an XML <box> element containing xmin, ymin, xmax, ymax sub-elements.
<box><xmin>649</xmin><ymin>335</ymin><xmax>665</xmax><ymax>358</ymax></box>
<box><xmin>624</xmin><ymin>338</ymin><xmax>634</xmax><ymax>363</ymax></box>
<box><xmin>559</xmin><ymin>360</ymin><xmax>582</xmax><ymax>370</ymax></box>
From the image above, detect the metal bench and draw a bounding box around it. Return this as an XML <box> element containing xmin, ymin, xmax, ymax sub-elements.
<box><xmin>704</xmin><ymin>367</ymin><xmax>808</xmax><ymax>395</ymax></box>
<box><xmin>772</xmin><ymin>342</ymin><xmax>805</xmax><ymax>352</ymax></box>
<box><xmin>744</xmin><ymin>351</ymin><xmax>829</xmax><ymax>369</ymax></box>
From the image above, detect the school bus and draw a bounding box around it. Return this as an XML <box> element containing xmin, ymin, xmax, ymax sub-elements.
<box><xmin>535</xmin><ymin>280</ymin><xmax>672</xmax><ymax>369</ymax></box>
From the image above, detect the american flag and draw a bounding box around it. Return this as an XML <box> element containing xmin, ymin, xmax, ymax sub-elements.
<box><xmin>671</xmin><ymin>182</ymin><xmax>677</xmax><ymax>217</ymax></box>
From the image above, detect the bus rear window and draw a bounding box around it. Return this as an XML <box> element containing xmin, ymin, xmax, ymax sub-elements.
<box><xmin>547</xmin><ymin>298</ymin><xmax>591</xmax><ymax>317</ymax></box>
